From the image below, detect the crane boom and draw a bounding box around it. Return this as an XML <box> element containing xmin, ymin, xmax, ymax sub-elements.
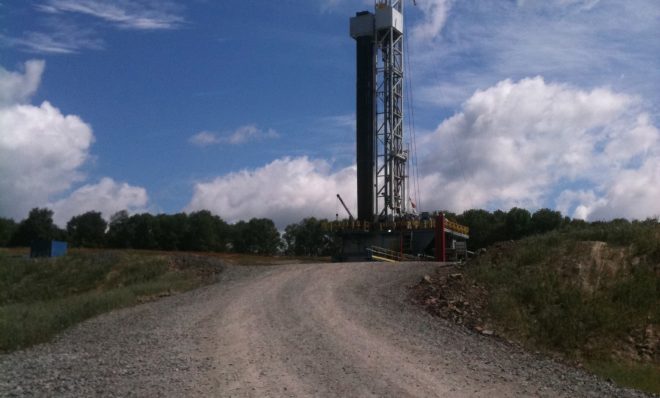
<box><xmin>336</xmin><ymin>194</ymin><xmax>354</xmax><ymax>220</ymax></box>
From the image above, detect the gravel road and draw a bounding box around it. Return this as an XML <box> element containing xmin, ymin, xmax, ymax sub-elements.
<box><xmin>0</xmin><ymin>262</ymin><xmax>652</xmax><ymax>397</ymax></box>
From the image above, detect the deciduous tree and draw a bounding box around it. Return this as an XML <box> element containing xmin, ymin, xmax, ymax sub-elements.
<box><xmin>531</xmin><ymin>208</ymin><xmax>564</xmax><ymax>235</ymax></box>
<box><xmin>232</xmin><ymin>218</ymin><xmax>281</xmax><ymax>255</ymax></box>
<box><xmin>0</xmin><ymin>217</ymin><xmax>16</xmax><ymax>247</ymax></box>
<box><xmin>9</xmin><ymin>208</ymin><xmax>62</xmax><ymax>246</ymax></box>
<box><xmin>505</xmin><ymin>207</ymin><xmax>532</xmax><ymax>240</ymax></box>
<box><xmin>106</xmin><ymin>210</ymin><xmax>134</xmax><ymax>248</ymax></box>
<box><xmin>67</xmin><ymin>211</ymin><xmax>107</xmax><ymax>248</ymax></box>
<box><xmin>283</xmin><ymin>217</ymin><xmax>333</xmax><ymax>256</ymax></box>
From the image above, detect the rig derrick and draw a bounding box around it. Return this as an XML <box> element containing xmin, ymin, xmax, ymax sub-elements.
<box><xmin>330</xmin><ymin>1</ymin><xmax>470</xmax><ymax>262</ymax></box>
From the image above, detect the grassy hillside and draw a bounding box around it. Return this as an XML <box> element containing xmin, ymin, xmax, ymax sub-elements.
<box><xmin>0</xmin><ymin>249</ymin><xmax>223</xmax><ymax>352</ymax></box>
<box><xmin>468</xmin><ymin>222</ymin><xmax>659</xmax><ymax>393</ymax></box>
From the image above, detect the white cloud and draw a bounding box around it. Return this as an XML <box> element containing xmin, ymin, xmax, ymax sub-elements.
<box><xmin>556</xmin><ymin>0</ymin><xmax>601</xmax><ymax>11</ymax></box>
<box><xmin>189</xmin><ymin>125</ymin><xmax>279</xmax><ymax>147</ymax></box>
<box><xmin>2</xmin><ymin>0</ymin><xmax>183</xmax><ymax>55</ymax></box>
<box><xmin>226</xmin><ymin>125</ymin><xmax>278</xmax><ymax>145</ymax></box>
<box><xmin>410</xmin><ymin>0</ymin><xmax>660</xmax><ymax>112</ymax></box>
<box><xmin>416</xmin><ymin>76</ymin><xmax>660</xmax><ymax>220</ymax></box>
<box><xmin>557</xmin><ymin>155</ymin><xmax>660</xmax><ymax>221</ymax></box>
<box><xmin>411</xmin><ymin>0</ymin><xmax>453</xmax><ymax>41</ymax></box>
<box><xmin>518</xmin><ymin>0</ymin><xmax>601</xmax><ymax>11</ymax></box>
<box><xmin>39</xmin><ymin>0</ymin><xmax>184</xmax><ymax>30</ymax></box>
<box><xmin>49</xmin><ymin>177</ymin><xmax>148</xmax><ymax>226</ymax></box>
<box><xmin>0</xmin><ymin>60</ymin><xmax>150</xmax><ymax>223</ymax></box>
<box><xmin>0</xmin><ymin>60</ymin><xmax>44</xmax><ymax>106</ymax></box>
<box><xmin>0</xmin><ymin>97</ymin><xmax>94</xmax><ymax>220</ymax></box>
<box><xmin>4</xmin><ymin>26</ymin><xmax>104</xmax><ymax>54</ymax></box>
<box><xmin>185</xmin><ymin>76</ymin><xmax>660</xmax><ymax>224</ymax></box>
<box><xmin>556</xmin><ymin>190</ymin><xmax>604</xmax><ymax>220</ymax></box>
<box><xmin>586</xmin><ymin>157</ymin><xmax>660</xmax><ymax>221</ymax></box>
<box><xmin>186</xmin><ymin>157</ymin><xmax>355</xmax><ymax>228</ymax></box>
<box><xmin>402</xmin><ymin>0</ymin><xmax>660</xmax><ymax>221</ymax></box>
<box><xmin>189</xmin><ymin>131</ymin><xmax>219</xmax><ymax>146</ymax></box>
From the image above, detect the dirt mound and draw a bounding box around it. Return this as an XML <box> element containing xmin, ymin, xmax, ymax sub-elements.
<box><xmin>410</xmin><ymin>265</ymin><xmax>495</xmax><ymax>335</ymax></box>
<box><xmin>410</xmin><ymin>240</ymin><xmax>659</xmax><ymax>366</ymax></box>
<box><xmin>168</xmin><ymin>253</ymin><xmax>225</xmax><ymax>279</ymax></box>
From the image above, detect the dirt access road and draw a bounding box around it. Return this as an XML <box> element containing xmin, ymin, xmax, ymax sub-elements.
<box><xmin>0</xmin><ymin>262</ymin><xmax>650</xmax><ymax>397</ymax></box>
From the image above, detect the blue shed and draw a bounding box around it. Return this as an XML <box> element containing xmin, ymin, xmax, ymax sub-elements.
<box><xmin>30</xmin><ymin>240</ymin><xmax>68</xmax><ymax>258</ymax></box>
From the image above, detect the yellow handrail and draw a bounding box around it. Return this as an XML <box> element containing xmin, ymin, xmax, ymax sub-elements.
<box><xmin>322</xmin><ymin>218</ymin><xmax>469</xmax><ymax>236</ymax></box>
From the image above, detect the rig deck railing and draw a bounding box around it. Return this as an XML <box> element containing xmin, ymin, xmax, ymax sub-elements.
<box><xmin>323</xmin><ymin>218</ymin><xmax>469</xmax><ymax>238</ymax></box>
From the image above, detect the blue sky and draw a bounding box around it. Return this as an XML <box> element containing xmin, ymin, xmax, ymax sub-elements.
<box><xmin>1</xmin><ymin>0</ymin><xmax>659</xmax><ymax>227</ymax></box>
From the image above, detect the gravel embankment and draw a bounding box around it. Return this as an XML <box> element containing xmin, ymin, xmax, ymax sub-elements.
<box><xmin>0</xmin><ymin>262</ymin><xmax>653</xmax><ymax>397</ymax></box>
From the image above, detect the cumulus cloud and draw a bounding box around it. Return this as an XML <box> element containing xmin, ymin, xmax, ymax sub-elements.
<box><xmin>0</xmin><ymin>82</ymin><xmax>94</xmax><ymax>219</ymax></box>
<box><xmin>586</xmin><ymin>157</ymin><xmax>660</xmax><ymax>220</ymax></box>
<box><xmin>49</xmin><ymin>177</ymin><xmax>149</xmax><ymax>226</ymax></box>
<box><xmin>557</xmin><ymin>154</ymin><xmax>660</xmax><ymax>221</ymax></box>
<box><xmin>0</xmin><ymin>60</ymin><xmax>44</xmax><ymax>106</ymax></box>
<box><xmin>186</xmin><ymin>157</ymin><xmax>355</xmax><ymax>228</ymax></box>
<box><xmin>417</xmin><ymin>76</ymin><xmax>660</xmax><ymax>220</ymax></box>
<box><xmin>185</xmin><ymin>77</ymin><xmax>660</xmax><ymax>224</ymax></box>
<box><xmin>189</xmin><ymin>125</ymin><xmax>279</xmax><ymax>147</ymax></box>
<box><xmin>0</xmin><ymin>60</ymin><xmax>149</xmax><ymax>223</ymax></box>
<box><xmin>556</xmin><ymin>190</ymin><xmax>604</xmax><ymax>220</ymax></box>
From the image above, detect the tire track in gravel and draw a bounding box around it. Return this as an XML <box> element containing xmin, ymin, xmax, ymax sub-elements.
<box><xmin>0</xmin><ymin>262</ymin><xmax>653</xmax><ymax>397</ymax></box>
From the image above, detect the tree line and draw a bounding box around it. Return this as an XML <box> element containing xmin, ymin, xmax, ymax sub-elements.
<box><xmin>454</xmin><ymin>207</ymin><xmax>568</xmax><ymax>250</ymax></box>
<box><xmin>0</xmin><ymin>208</ymin><xmax>336</xmax><ymax>256</ymax></box>
<box><xmin>0</xmin><ymin>206</ymin><xmax>652</xmax><ymax>255</ymax></box>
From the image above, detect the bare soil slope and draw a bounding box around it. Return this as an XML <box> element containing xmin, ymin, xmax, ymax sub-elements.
<box><xmin>0</xmin><ymin>262</ymin><xmax>651</xmax><ymax>397</ymax></box>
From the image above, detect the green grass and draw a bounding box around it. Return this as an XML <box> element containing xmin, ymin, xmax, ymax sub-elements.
<box><xmin>468</xmin><ymin>223</ymin><xmax>660</xmax><ymax>394</ymax></box>
<box><xmin>560</xmin><ymin>221</ymin><xmax>660</xmax><ymax>261</ymax></box>
<box><xmin>0</xmin><ymin>250</ymin><xmax>219</xmax><ymax>352</ymax></box>
<box><xmin>587</xmin><ymin>361</ymin><xmax>660</xmax><ymax>395</ymax></box>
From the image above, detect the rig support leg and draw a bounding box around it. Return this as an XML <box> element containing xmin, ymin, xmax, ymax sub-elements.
<box><xmin>435</xmin><ymin>213</ymin><xmax>446</xmax><ymax>262</ymax></box>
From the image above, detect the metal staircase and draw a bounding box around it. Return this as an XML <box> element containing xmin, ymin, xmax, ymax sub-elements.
<box><xmin>367</xmin><ymin>245</ymin><xmax>433</xmax><ymax>262</ymax></box>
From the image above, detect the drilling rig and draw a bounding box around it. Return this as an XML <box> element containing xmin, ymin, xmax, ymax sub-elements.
<box><xmin>351</xmin><ymin>0</ymin><xmax>407</xmax><ymax>222</ymax></box>
<box><xmin>328</xmin><ymin>0</ymin><xmax>469</xmax><ymax>262</ymax></box>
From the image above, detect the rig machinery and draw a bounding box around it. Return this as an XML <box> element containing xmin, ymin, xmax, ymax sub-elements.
<box><xmin>329</xmin><ymin>0</ymin><xmax>470</xmax><ymax>262</ymax></box>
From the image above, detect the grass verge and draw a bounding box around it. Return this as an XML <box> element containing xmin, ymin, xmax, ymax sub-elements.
<box><xmin>466</xmin><ymin>223</ymin><xmax>659</xmax><ymax>394</ymax></box>
<box><xmin>0</xmin><ymin>250</ymin><xmax>221</xmax><ymax>352</ymax></box>
<box><xmin>586</xmin><ymin>360</ymin><xmax>660</xmax><ymax>395</ymax></box>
